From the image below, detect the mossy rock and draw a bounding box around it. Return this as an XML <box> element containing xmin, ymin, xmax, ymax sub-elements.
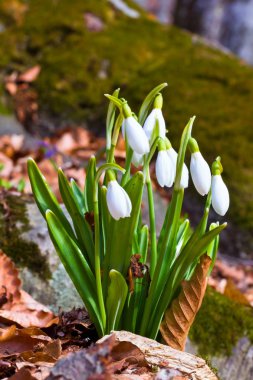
<box><xmin>0</xmin><ymin>193</ymin><xmax>83</xmax><ymax>311</ymax></box>
<box><xmin>1</xmin><ymin>0</ymin><xmax>253</xmax><ymax>248</ymax></box>
<box><xmin>189</xmin><ymin>287</ymin><xmax>253</xmax><ymax>380</ymax></box>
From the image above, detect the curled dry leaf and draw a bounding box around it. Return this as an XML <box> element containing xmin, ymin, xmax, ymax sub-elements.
<box><xmin>0</xmin><ymin>250</ymin><xmax>55</xmax><ymax>328</ymax></box>
<box><xmin>160</xmin><ymin>255</ymin><xmax>212</xmax><ymax>351</ymax></box>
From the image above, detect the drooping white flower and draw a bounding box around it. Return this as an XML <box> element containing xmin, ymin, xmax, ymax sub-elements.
<box><xmin>166</xmin><ymin>147</ymin><xmax>189</xmax><ymax>188</ymax></box>
<box><xmin>143</xmin><ymin>108</ymin><xmax>166</xmax><ymax>141</ymax></box>
<box><xmin>124</xmin><ymin>116</ymin><xmax>150</xmax><ymax>155</ymax></box>
<box><xmin>155</xmin><ymin>150</ymin><xmax>175</xmax><ymax>188</ymax></box>
<box><xmin>132</xmin><ymin>151</ymin><xmax>144</xmax><ymax>168</ymax></box>
<box><xmin>190</xmin><ymin>151</ymin><xmax>211</xmax><ymax>196</ymax></box>
<box><xmin>211</xmin><ymin>175</ymin><xmax>229</xmax><ymax>216</ymax></box>
<box><xmin>106</xmin><ymin>180</ymin><xmax>132</xmax><ymax>220</ymax></box>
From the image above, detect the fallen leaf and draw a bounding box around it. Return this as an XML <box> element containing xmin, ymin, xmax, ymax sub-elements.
<box><xmin>0</xmin><ymin>325</ymin><xmax>16</xmax><ymax>341</ymax></box>
<box><xmin>21</xmin><ymin>339</ymin><xmax>62</xmax><ymax>364</ymax></box>
<box><xmin>0</xmin><ymin>250</ymin><xmax>55</xmax><ymax>328</ymax></box>
<box><xmin>9</xmin><ymin>367</ymin><xmax>37</xmax><ymax>380</ymax></box>
<box><xmin>5</xmin><ymin>82</ymin><xmax>18</xmax><ymax>95</ymax></box>
<box><xmin>160</xmin><ymin>255</ymin><xmax>212</xmax><ymax>351</ymax></box>
<box><xmin>18</xmin><ymin>66</ymin><xmax>41</xmax><ymax>83</ymax></box>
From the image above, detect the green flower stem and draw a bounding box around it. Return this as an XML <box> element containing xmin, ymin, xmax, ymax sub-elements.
<box><xmin>121</xmin><ymin>146</ymin><xmax>133</xmax><ymax>186</ymax></box>
<box><xmin>93</xmin><ymin>182</ymin><xmax>106</xmax><ymax>334</ymax></box>
<box><xmin>146</xmin><ymin>168</ymin><xmax>157</xmax><ymax>279</ymax></box>
<box><xmin>106</xmin><ymin>88</ymin><xmax>120</xmax><ymax>159</ymax></box>
<box><xmin>93</xmin><ymin>162</ymin><xmax>126</xmax><ymax>334</ymax></box>
<box><xmin>140</xmin><ymin>118</ymin><xmax>194</xmax><ymax>337</ymax></box>
<box><xmin>139</xmin><ymin>188</ymin><xmax>183</xmax><ymax>336</ymax></box>
<box><xmin>107</xmin><ymin>114</ymin><xmax>123</xmax><ymax>164</ymax></box>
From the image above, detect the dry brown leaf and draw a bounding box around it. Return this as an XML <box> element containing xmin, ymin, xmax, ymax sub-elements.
<box><xmin>21</xmin><ymin>339</ymin><xmax>62</xmax><ymax>364</ymax></box>
<box><xmin>9</xmin><ymin>367</ymin><xmax>37</xmax><ymax>380</ymax></box>
<box><xmin>160</xmin><ymin>255</ymin><xmax>212</xmax><ymax>351</ymax></box>
<box><xmin>5</xmin><ymin>82</ymin><xmax>18</xmax><ymax>95</ymax></box>
<box><xmin>18</xmin><ymin>66</ymin><xmax>41</xmax><ymax>83</ymax></box>
<box><xmin>0</xmin><ymin>250</ymin><xmax>55</xmax><ymax>328</ymax></box>
<box><xmin>0</xmin><ymin>325</ymin><xmax>16</xmax><ymax>341</ymax></box>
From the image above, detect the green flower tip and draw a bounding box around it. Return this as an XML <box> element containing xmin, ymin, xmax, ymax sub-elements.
<box><xmin>212</xmin><ymin>156</ymin><xmax>223</xmax><ymax>175</ymax></box>
<box><xmin>188</xmin><ymin>137</ymin><xmax>199</xmax><ymax>153</ymax></box>
<box><xmin>164</xmin><ymin>137</ymin><xmax>172</xmax><ymax>150</ymax></box>
<box><xmin>154</xmin><ymin>93</ymin><xmax>163</xmax><ymax>109</ymax></box>
<box><xmin>122</xmin><ymin>102</ymin><xmax>132</xmax><ymax>118</ymax></box>
<box><xmin>157</xmin><ymin>138</ymin><xmax>166</xmax><ymax>151</ymax></box>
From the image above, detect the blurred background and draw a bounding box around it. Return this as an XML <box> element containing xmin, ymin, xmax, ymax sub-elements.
<box><xmin>136</xmin><ymin>0</ymin><xmax>253</xmax><ymax>64</ymax></box>
<box><xmin>0</xmin><ymin>2</ymin><xmax>253</xmax><ymax>376</ymax></box>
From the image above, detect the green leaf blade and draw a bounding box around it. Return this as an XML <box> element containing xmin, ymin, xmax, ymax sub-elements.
<box><xmin>106</xmin><ymin>270</ymin><xmax>128</xmax><ymax>332</ymax></box>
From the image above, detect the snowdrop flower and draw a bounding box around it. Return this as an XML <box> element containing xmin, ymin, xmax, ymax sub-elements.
<box><xmin>155</xmin><ymin>141</ymin><xmax>175</xmax><ymax>187</ymax></box>
<box><xmin>189</xmin><ymin>138</ymin><xmax>211</xmax><ymax>196</ymax></box>
<box><xmin>132</xmin><ymin>151</ymin><xmax>144</xmax><ymax>168</ymax></box>
<box><xmin>106</xmin><ymin>180</ymin><xmax>132</xmax><ymax>220</ymax></box>
<box><xmin>166</xmin><ymin>145</ymin><xmax>189</xmax><ymax>188</ymax></box>
<box><xmin>143</xmin><ymin>93</ymin><xmax>166</xmax><ymax>141</ymax></box>
<box><xmin>123</xmin><ymin>103</ymin><xmax>150</xmax><ymax>155</ymax></box>
<box><xmin>211</xmin><ymin>157</ymin><xmax>229</xmax><ymax>216</ymax></box>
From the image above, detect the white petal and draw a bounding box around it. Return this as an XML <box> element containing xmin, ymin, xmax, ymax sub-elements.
<box><xmin>180</xmin><ymin>164</ymin><xmax>189</xmax><ymax>189</ymax></box>
<box><xmin>190</xmin><ymin>152</ymin><xmax>211</xmax><ymax>196</ymax></box>
<box><xmin>132</xmin><ymin>151</ymin><xmax>144</xmax><ymax>167</ymax></box>
<box><xmin>211</xmin><ymin>175</ymin><xmax>229</xmax><ymax>216</ymax></box>
<box><xmin>143</xmin><ymin>109</ymin><xmax>156</xmax><ymax>140</ymax></box>
<box><xmin>167</xmin><ymin>147</ymin><xmax>188</xmax><ymax>188</ymax></box>
<box><xmin>125</xmin><ymin>116</ymin><xmax>150</xmax><ymax>154</ymax></box>
<box><xmin>156</xmin><ymin>151</ymin><xmax>174</xmax><ymax>188</ymax></box>
<box><xmin>156</xmin><ymin>109</ymin><xmax>166</xmax><ymax>139</ymax></box>
<box><xmin>106</xmin><ymin>180</ymin><xmax>132</xmax><ymax>220</ymax></box>
<box><xmin>143</xmin><ymin>109</ymin><xmax>166</xmax><ymax>140</ymax></box>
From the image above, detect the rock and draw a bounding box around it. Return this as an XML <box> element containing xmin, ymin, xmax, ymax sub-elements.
<box><xmin>0</xmin><ymin>194</ymin><xmax>82</xmax><ymax>312</ymax></box>
<box><xmin>47</xmin><ymin>331</ymin><xmax>216</xmax><ymax>379</ymax></box>
<box><xmin>0</xmin><ymin>115</ymin><xmax>25</xmax><ymax>136</ymax></box>
<box><xmin>99</xmin><ymin>331</ymin><xmax>218</xmax><ymax>379</ymax></box>
<box><xmin>186</xmin><ymin>337</ymin><xmax>253</xmax><ymax>380</ymax></box>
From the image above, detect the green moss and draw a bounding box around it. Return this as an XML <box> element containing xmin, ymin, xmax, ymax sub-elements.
<box><xmin>1</xmin><ymin>0</ymin><xmax>253</xmax><ymax>239</ymax></box>
<box><xmin>0</xmin><ymin>194</ymin><xmax>51</xmax><ymax>279</ymax></box>
<box><xmin>189</xmin><ymin>287</ymin><xmax>253</xmax><ymax>357</ymax></box>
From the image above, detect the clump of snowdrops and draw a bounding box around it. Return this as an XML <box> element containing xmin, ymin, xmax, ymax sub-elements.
<box><xmin>28</xmin><ymin>83</ymin><xmax>229</xmax><ymax>339</ymax></box>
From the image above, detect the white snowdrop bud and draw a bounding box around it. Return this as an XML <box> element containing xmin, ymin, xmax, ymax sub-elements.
<box><xmin>124</xmin><ymin>116</ymin><xmax>150</xmax><ymax>155</ymax></box>
<box><xmin>106</xmin><ymin>180</ymin><xmax>132</xmax><ymax>220</ymax></box>
<box><xmin>155</xmin><ymin>150</ymin><xmax>175</xmax><ymax>188</ymax></box>
<box><xmin>166</xmin><ymin>147</ymin><xmax>189</xmax><ymax>188</ymax></box>
<box><xmin>143</xmin><ymin>108</ymin><xmax>166</xmax><ymax>141</ymax></box>
<box><xmin>190</xmin><ymin>151</ymin><xmax>211</xmax><ymax>196</ymax></box>
<box><xmin>211</xmin><ymin>175</ymin><xmax>229</xmax><ymax>216</ymax></box>
<box><xmin>132</xmin><ymin>151</ymin><xmax>144</xmax><ymax>168</ymax></box>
